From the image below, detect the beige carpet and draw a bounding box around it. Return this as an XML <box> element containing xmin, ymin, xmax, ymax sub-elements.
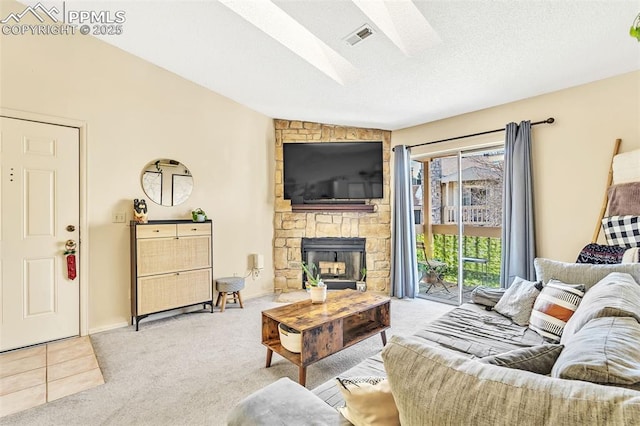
<box><xmin>2</xmin><ymin>293</ymin><xmax>454</xmax><ymax>426</ymax></box>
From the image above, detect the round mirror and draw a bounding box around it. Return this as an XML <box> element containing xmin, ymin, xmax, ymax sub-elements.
<box><xmin>141</xmin><ymin>159</ymin><xmax>193</xmax><ymax>206</ymax></box>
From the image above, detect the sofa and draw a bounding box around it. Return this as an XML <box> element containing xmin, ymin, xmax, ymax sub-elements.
<box><xmin>228</xmin><ymin>259</ymin><xmax>640</xmax><ymax>425</ymax></box>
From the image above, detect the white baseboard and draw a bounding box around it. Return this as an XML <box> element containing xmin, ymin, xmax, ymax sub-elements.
<box><xmin>89</xmin><ymin>321</ymin><xmax>129</xmax><ymax>335</ymax></box>
<box><xmin>88</xmin><ymin>291</ymin><xmax>277</xmax><ymax>335</ymax></box>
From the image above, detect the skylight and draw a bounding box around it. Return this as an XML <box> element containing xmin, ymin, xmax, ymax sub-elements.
<box><xmin>352</xmin><ymin>0</ymin><xmax>441</xmax><ymax>56</ymax></box>
<box><xmin>218</xmin><ymin>0</ymin><xmax>360</xmax><ymax>85</ymax></box>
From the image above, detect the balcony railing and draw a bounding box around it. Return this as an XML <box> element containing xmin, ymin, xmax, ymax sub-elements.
<box><xmin>443</xmin><ymin>205</ymin><xmax>491</xmax><ymax>225</ymax></box>
<box><xmin>418</xmin><ymin>225</ymin><xmax>502</xmax><ymax>288</ymax></box>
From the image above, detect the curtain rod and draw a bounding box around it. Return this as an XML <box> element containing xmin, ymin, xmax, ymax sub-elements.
<box><xmin>393</xmin><ymin>117</ymin><xmax>555</xmax><ymax>151</ymax></box>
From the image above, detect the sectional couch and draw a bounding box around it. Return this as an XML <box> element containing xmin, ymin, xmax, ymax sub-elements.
<box><xmin>228</xmin><ymin>259</ymin><xmax>640</xmax><ymax>425</ymax></box>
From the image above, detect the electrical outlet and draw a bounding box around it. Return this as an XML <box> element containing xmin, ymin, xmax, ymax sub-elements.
<box><xmin>113</xmin><ymin>212</ymin><xmax>126</xmax><ymax>223</ymax></box>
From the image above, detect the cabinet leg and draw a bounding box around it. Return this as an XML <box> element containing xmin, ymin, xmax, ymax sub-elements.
<box><xmin>381</xmin><ymin>330</ymin><xmax>387</xmax><ymax>346</ymax></box>
<box><xmin>266</xmin><ymin>348</ymin><xmax>273</xmax><ymax>368</ymax></box>
<box><xmin>299</xmin><ymin>366</ymin><xmax>307</xmax><ymax>387</ymax></box>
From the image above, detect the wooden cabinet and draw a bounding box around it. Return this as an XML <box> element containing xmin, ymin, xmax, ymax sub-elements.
<box><xmin>130</xmin><ymin>220</ymin><xmax>213</xmax><ymax>330</ymax></box>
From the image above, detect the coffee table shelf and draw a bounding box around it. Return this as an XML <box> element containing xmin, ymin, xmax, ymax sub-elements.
<box><xmin>261</xmin><ymin>289</ymin><xmax>390</xmax><ymax>386</ymax></box>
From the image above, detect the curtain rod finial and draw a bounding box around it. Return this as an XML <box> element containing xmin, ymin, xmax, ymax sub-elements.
<box><xmin>546</xmin><ymin>117</ymin><xmax>555</xmax><ymax>124</ymax></box>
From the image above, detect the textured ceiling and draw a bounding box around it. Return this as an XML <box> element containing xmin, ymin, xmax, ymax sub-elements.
<box><xmin>73</xmin><ymin>1</ymin><xmax>640</xmax><ymax>129</ymax></box>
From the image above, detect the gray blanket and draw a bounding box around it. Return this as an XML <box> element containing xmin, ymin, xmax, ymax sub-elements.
<box><xmin>312</xmin><ymin>302</ymin><xmax>544</xmax><ymax>407</ymax></box>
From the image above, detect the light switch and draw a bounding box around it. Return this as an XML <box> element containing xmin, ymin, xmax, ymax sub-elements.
<box><xmin>113</xmin><ymin>212</ymin><xmax>126</xmax><ymax>223</ymax></box>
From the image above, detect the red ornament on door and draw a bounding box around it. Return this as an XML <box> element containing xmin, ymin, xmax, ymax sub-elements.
<box><xmin>64</xmin><ymin>239</ymin><xmax>77</xmax><ymax>280</ymax></box>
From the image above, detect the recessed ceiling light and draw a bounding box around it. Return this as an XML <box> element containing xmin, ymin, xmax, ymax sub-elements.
<box><xmin>218</xmin><ymin>0</ymin><xmax>360</xmax><ymax>85</ymax></box>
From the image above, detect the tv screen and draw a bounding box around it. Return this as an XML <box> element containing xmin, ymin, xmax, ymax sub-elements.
<box><xmin>283</xmin><ymin>142</ymin><xmax>383</xmax><ymax>203</ymax></box>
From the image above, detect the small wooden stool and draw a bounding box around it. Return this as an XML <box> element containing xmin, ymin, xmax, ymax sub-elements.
<box><xmin>215</xmin><ymin>277</ymin><xmax>245</xmax><ymax>312</ymax></box>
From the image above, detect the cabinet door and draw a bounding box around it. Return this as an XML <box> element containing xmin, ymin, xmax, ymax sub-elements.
<box><xmin>173</xmin><ymin>236</ymin><xmax>212</xmax><ymax>271</ymax></box>
<box><xmin>136</xmin><ymin>237</ymin><xmax>179</xmax><ymax>276</ymax></box>
<box><xmin>137</xmin><ymin>269</ymin><xmax>212</xmax><ymax>315</ymax></box>
<box><xmin>137</xmin><ymin>236</ymin><xmax>211</xmax><ymax>276</ymax></box>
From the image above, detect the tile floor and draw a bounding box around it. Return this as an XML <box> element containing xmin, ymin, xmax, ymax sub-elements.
<box><xmin>0</xmin><ymin>336</ymin><xmax>104</xmax><ymax>418</ymax></box>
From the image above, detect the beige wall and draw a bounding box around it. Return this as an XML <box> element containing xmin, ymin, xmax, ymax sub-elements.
<box><xmin>0</xmin><ymin>1</ymin><xmax>275</xmax><ymax>332</ymax></box>
<box><xmin>394</xmin><ymin>71</ymin><xmax>640</xmax><ymax>262</ymax></box>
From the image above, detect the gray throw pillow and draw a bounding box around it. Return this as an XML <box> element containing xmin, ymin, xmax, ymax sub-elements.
<box><xmin>470</xmin><ymin>286</ymin><xmax>506</xmax><ymax>308</ymax></box>
<box><xmin>534</xmin><ymin>258</ymin><xmax>640</xmax><ymax>291</ymax></box>
<box><xmin>552</xmin><ymin>317</ymin><xmax>640</xmax><ymax>390</ymax></box>
<box><xmin>560</xmin><ymin>272</ymin><xmax>640</xmax><ymax>344</ymax></box>
<box><xmin>479</xmin><ymin>344</ymin><xmax>564</xmax><ymax>375</ymax></box>
<box><xmin>494</xmin><ymin>277</ymin><xmax>541</xmax><ymax>326</ymax></box>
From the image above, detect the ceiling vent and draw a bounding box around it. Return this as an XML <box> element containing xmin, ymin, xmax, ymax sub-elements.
<box><xmin>344</xmin><ymin>24</ymin><xmax>374</xmax><ymax>46</ymax></box>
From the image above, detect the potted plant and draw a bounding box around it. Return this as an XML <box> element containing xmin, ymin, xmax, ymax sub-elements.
<box><xmin>301</xmin><ymin>261</ymin><xmax>326</xmax><ymax>303</ymax></box>
<box><xmin>191</xmin><ymin>208</ymin><xmax>207</xmax><ymax>222</ymax></box>
<box><xmin>631</xmin><ymin>12</ymin><xmax>640</xmax><ymax>41</ymax></box>
<box><xmin>356</xmin><ymin>267</ymin><xmax>367</xmax><ymax>292</ymax></box>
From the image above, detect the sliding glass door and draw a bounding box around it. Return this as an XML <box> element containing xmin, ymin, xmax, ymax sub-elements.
<box><xmin>413</xmin><ymin>146</ymin><xmax>504</xmax><ymax>305</ymax></box>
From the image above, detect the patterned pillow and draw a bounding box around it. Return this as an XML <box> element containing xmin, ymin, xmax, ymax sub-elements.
<box><xmin>575</xmin><ymin>243</ymin><xmax>626</xmax><ymax>264</ymax></box>
<box><xmin>335</xmin><ymin>377</ymin><xmax>400</xmax><ymax>426</ymax></box>
<box><xmin>602</xmin><ymin>215</ymin><xmax>640</xmax><ymax>248</ymax></box>
<box><xmin>529</xmin><ymin>280</ymin><xmax>585</xmax><ymax>343</ymax></box>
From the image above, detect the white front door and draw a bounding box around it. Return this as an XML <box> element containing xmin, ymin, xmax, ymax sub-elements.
<box><xmin>0</xmin><ymin>117</ymin><xmax>80</xmax><ymax>352</ymax></box>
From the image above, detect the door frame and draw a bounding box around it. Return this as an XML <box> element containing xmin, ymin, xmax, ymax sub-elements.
<box><xmin>413</xmin><ymin>142</ymin><xmax>504</xmax><ymax>305</ymax></box>
<box><xmin>1</xmin><ymin>107</ymin><xmax>89</xmax><ymax>337</ymax></box>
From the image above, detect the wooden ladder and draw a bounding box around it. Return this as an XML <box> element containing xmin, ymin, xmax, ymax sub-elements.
<box><xmin>591</xmin><ymin>138</ymin><xmax>622</xmax><ymax>243</ymax></box>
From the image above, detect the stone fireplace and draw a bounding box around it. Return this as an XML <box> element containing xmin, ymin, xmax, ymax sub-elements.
<box><xmin>301</xmin><ymin>237</ymin><xmax>365</xmax><ymax>290</ymax></box>
<box><xmin>273</xmin><ymin>119</ymin><xmax>392</xmax><ymax>292</ymax></box>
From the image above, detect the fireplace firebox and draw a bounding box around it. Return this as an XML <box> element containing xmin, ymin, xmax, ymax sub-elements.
<box><xmin>301</xmin><ymin>237</ymin><xmax>366</xmax><ymax>290</ymax></box>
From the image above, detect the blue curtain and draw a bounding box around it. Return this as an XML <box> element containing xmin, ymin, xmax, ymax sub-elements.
<box><xmin>391</xmin><ymin>145</ymin><xmax>418</xmax><ymax>298</ymax></box>
<box><xmin>500</xmin><ymin>121</ymin><xmax>536</xmax><ymax>288</ymax></box>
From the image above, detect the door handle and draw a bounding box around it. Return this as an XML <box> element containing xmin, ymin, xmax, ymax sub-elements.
<box><xmin>65</xmin><ymin>240</ymin><xmax>77</xmax><ymax>252</ymax></box>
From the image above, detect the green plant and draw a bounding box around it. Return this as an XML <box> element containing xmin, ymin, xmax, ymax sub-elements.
<box><xmin>631</xmin><ymin>13</ymin><xmax>640</xmax><ymax>41</ymax></box>
<box><xmin>301</xmin><ymin>261</ymin><xmax>323</xmax><ymax>287</ymax></box>
<box><xmin>191</xmin><ymin>208</ymin><xmax>206</xmax><ymax>221</ymax></box>
<box><xmin>359</xmin><ymin>267</ymin><xmax>367</xmax><ymax>281</ymax></box>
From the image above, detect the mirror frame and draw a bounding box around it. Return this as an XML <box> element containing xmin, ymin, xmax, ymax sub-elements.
<box><xmin>141</xmin><ymin>159</ymin><xmax>193</xmax><ymax>206</ymax></box>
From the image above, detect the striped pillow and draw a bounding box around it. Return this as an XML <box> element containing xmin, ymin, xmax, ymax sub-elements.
<box><xmin>529</xmin><ymin>280</ymin><xmax>585</xmax><ymax>343</ymax></box>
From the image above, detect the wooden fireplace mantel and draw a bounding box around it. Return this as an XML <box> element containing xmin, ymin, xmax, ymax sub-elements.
<box><xmin>291</xmin><ymin>204</ymin><xmax>376</xmax><ymax>213</ymax></box>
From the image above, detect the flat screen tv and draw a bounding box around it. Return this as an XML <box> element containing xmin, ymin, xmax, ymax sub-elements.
<box><xmin>283</xmin><ymin>141</ymin><xmax>383</xmax><ymax>203</ymax></box>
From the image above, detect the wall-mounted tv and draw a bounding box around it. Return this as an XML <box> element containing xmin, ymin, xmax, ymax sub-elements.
<box><xmin>283</xmin><ymin>141</ymin><xmax>383</xmax><ymax>203</ymax></box>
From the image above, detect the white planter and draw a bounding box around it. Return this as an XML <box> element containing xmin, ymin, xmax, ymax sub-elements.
<box><xmin>195</xmin><ymin>214</ymin><xmax>206</xmax><ymax>222</ymax></box>
<box><xmin>309</xmin><ymin>285</ymin><xmax>327</xmax><ymax>303</ymax></box>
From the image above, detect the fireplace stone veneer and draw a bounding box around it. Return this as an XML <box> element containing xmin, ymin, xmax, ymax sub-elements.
<box><xmin>273</xmin><ymin>119</ymin><xmax>392</xmax><ymax>292</ymax></box>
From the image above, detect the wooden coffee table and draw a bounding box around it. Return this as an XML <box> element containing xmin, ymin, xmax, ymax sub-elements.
<box><xmin>261</xmin><ymin>289</ymin><xmax>390</xmax><ymax>386</ymax></box>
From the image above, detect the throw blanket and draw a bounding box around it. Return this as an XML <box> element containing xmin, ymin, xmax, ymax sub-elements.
<box><xmin>608</xmin><ymin>182</ymin><xmax>640</xmax><ymax>216</ymax></box>
<box><xmin>612</xmin><ymin>149</ymin><xmax>640</xmax><ymax>184</ymax></box>
<box><xmin>576</xmin><ymin>243</ymin><xmax>626</xmax><ymax>264</ymax></box>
